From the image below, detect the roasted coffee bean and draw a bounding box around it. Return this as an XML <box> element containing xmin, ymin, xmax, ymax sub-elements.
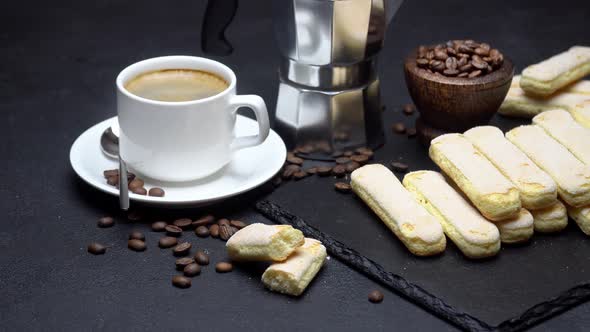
<box><xmin>215</xmin><ymin>262</ymin><xmax>233</xmax><ymax>273</ymax></box>
<box><xmin>426</xmin><ymin>50</ymin><xmax>434</xmax><ymax>60</ymax></box>
<box><xmin>282</xmin><ymin>164</ymin><xmax>300</xmax><ymax>179</ymax></box>
<box><xmin>159</xmin><ymin>236</ymin><xmax>178</xmax><ymax>248</ymax></box>
<box><xmin>392</xmin><ymin>122</ymin><xmax>406</xmax><ymax>134</ymax></box>
<box><xmin>173</xmin><ymin>242</ymin><xmax>192</xmax><ymax>256</ymax></box>
<box><xmin>129</xmin><ymin>231</ymin><xmax>145</xmax><ymax>241</ymax></box>
<box><xmin>471</xmin><ymin>57</ymin><xmax>487</xmax><ymax>70</ymax></box>
<box><xmin>459</xmin><ymin>63</ymin><xmax>473</xmax><ymax>72</ymax></box>
<box><xmin>128</xmin><ymin>178</ymin><xmax>144</xmax><ymax>190</ymax></box>
<box><xmin>402</xmin><ymin>103</ymin><xmax>415</xmax><ymax>115</ymax></box>
<box><xmin>172</xmin><ymin>275</ymin><xmax>191</xmax><ymax>288</ymax></box>
<box><xmin>457</xmin><ymin>56</ymin><xmax>468</xmax><ymax>67</ymax></box>
<box><xmin>391</xmin><ymin>162</ymin><xmax>409</xmax><ymax>173</ymax></box>
<box><xmin>317</xmin><ymin>166</ymin><xmax>333</xmax><ymax>177</ymax></box>
<box><xmin>355</xmin><ymin>147</ymin><xmax>373</xmax><ymax>156</ymax></box>
<box><xmin>128</xmin><ymin>239</ymin><xmax>146</xmax><ymax>252</ymax></box>
<box><xmin>103</xmin><ymin>169</ymin><xmax>118</xmax><ymax>178</ymax></box>
<box><xmin>332</xmin><ymin>165</ymin><xmax>347</xmax><ymax>177</ymax></box>
<box><xmin>418</xmin><ymin>45</ymin><xmax>427</xmax><ymax>57</ymax></box>
<box><xmin>345</xmin><ymin>161</ymin><xmax>361</xmax><ymax>173</ymax></box>
<box><xmin>131</xmin><ymin>187</ymin><xmax>147</xmax><ymax>195</ymax></box>
<box><xmin>296</xmin><ymin>144</ymin><xmax>314</xmax><ymax>154</ymax></box>
<box><xmin>192</xmin><ymin>215</ymin><xmax>215</xmax><ymax>227</ymax></box>
<box><xmin>209</xmin><ymin>224</ymin><xmax>220</xmax><ymax>238</ymax></box>
<box><xmin>184</xmin><ymin>263</ymin><xmax>201</xmax><ymax>277</ymax></box>
<box><xmin>306</xmin><ymin>167</ymin><xmax>318</xmax><ymax>175</ymax></box>
<box><xmin>434</xmin><ymin>49</ymin><xmax>448</xmax><ymax>61</ymax></box>
<box><xmin>446</xmin><ymin>47</ymin><xmax>457</xmax><ymax>56</ymax></box>
<box><xmin>445</xmin><ymin>57</ymin><xmax>457</xmax><ymax>70</ymax></box>
<box><xmin>457</xmin><ymin>44</ymin><xmax>473</xmax><ymax>54</ymax></box>
<box><xmin>230</xmin><ymin>226</ymin><xmax>239</xmax><ymax>235</ymax></box>
<box><xmin>272</xmin><ymin>176</ymin><xmax>282</xmax><ymax>187</ymax></box>
<box><xmin>443</xmin><ymin>69</ymin><xmax>459</xmax><ymax>76</ymax></box>
<box><xmin>106</xmin><ymin>176</ymin><xmax>118</xmax><ymax>186</ymax></box>
<box><xmin>343</xmin><ymin>151</ymin><xmax>354</xmax><ymax>157</ymax></box>
<box><xmin>293</xmin><ymin>170</ymin><xmax>308</xmax><ymax>180</ymax></box>
<box><xmin>165</xmin><ymin>225</ymin><xmax>183</xmax><ymax>237</ymax></box>
<box><xmin>468</xmin><ymin>70</ymin><xmax>482</xmax><ymax>78</ymax></box>
<box><xmin>335</xmin><ymin>157</ymin><xmax>350</xmax><ymax>164</ymax></box>
<box><xmin>458</xmin><ymin>72</ymin><xmax>469</xmax><ymax>78</ymax></box>
<box><xmin>430</xmin><ymin>60</ymin><xmax>445</xmax><ymax>72</ymax></box>
<box><xmin>334</xmin><ymin>182</ymin><xmax>352</xmax><ymax>193</ymax></box>
<box><xmin>368</xmin><ymin>290</ymin><xmax>384</xmax><ymax>303</ymax></box>
<box><xmin>416</xmin><ymin>58</ymin><xmax>429</xmax><ymax>67</ymax></box>
<box><xmin>151</xmin><ymin>221</ymin><xmax>167</xmax><ymax>232</ymax></box>
<box><xmin>97</xmin><ymin>216</ymin><xmax>115</xmax><ymax>228</ymax></box>
<box><xmin>230</xmin><ymin>220</ymin><xmax>247</xmax><ymax>229</ymax></box>
<box><xmin>286</xmin><ymin>154</ymin><xmax>304</xmax><ymax>165</ymax></box>
<box><xmin>194</xmin><ymin>250</ymin><xmax>210</xmax><ymax>265</ymax></box>
<box><xmin>175</xmin><ymin>257</ymin><xmax>195</xmax><ymax>270</ymax></box>
<box><xmin>474</xmin><ymin>47</ymin><xmax>489</xmax><ymax>56</ymax></box>
<box><xmin>218</xmin><ymin>218</ymin><xmax>230</xmax><ymax>227</ymax></box>
<box><xmin>173</xmin><ymin>218</ymin><xmax>192</xmax><ymax>230</ymax></box>
<box><xmin>407</xmin><ymin>128</ymin><xmax>417</xmax><ymax>138</ymax></box>
<box><xmin>88</xmin><ymin>242</ymin><xmax>107</xmax><ymax>255</ymax></box>
<box><xmin>350</xmin><ymin>154</ymin><xmax>369</xmax><ymax>164</ymax></box>
<box><xmin>219</xmin><ymin>225</ymin><xmax>232</xmax><ymax>241</ymax></box>
<box><xmin>148</xmin><ymin>187</ymin><xmax>165</xmax><ymax>197</ymax></box>
<box><xmin>195</xmin><ymin>226</ymin><xmax>210</xmax><ymax>238</ymax></box>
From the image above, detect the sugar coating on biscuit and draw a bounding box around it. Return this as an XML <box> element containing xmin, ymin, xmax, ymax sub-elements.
<box><xmin>506</xmin><ymin>125</ymin><xmax>590</xmax><ymax>207</ymax></box>
<box><xmin>226</xmin><ymin>223</ymin><xmax>304</xmax><ymax>261</ymax></box>
<box><xmin>261</xmin><ymin>238</ymin><xmax>327</xmax><ymax>296</ymax></box>
<box><xmin>493</xmin><ymin>209</ymin><xmax>534</xmax><ymax>244</ymax></box>
<box><xmin>464</xmin><ymin>126</ymin><xmax>557</xmax><ymax>210</ymax></box>
<box><xmin>533</xmin><ymin>110</ymin><xmax>590</xmax><ymax>165</ymax></box>
<box><xmin>430</xmin><ymin>134</ymin><xmax>520</xmax><ymax>220</ymax></box>
<box><xmin>568</xmin><ymin>204</ymin><xmax>590</xmax><ymax>236</ymax></box>
<box><xmin>530</xmin><ymin>200</ymin><xmax>568</xmax><ymax>233</ymax></box>
<box><xmin>351</xmin><ymin>164</ymin><xmax>446</xmax><ymax>256</ymax></box>
<box><xmin>403</xmin><ymin>171</ymin><xmax>500</xmax><ymax>259</ymax></box>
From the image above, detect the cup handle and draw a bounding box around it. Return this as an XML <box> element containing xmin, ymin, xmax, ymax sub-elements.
<box><xmin>229</xmin><ymin>95</ymin><xmax>270</xmax><ymax>151</ymax></box>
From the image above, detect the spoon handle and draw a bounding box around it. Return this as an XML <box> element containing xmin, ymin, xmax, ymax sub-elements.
<box><xmin>119</xmin><ymin>156</ymin><xmax>130</xmax><ymax>210</ymax></box>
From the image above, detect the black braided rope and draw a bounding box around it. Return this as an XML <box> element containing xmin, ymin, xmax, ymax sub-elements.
<box><xmin>255</xmin><ymin>200</ymin><xmax>590</xmax><ymax>332</ymax></box>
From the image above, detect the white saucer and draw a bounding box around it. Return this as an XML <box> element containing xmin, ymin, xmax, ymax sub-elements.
<box><xmin>70</xmin><ymin>115</ymin><xmax>286</xmax><ymax>206</ymax></box>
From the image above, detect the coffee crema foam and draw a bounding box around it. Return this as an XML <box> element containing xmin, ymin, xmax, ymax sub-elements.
<box><xmin>124</xmin><ymin>69</ymin><xmax>229</xmax><ymax>102</ymax></box>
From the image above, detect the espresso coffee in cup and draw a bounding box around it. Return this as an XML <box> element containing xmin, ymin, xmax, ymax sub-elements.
<box><xmin>124</xmin><ymin>69</ymin><xmax>229</xmax><ymax>102</ymax></box>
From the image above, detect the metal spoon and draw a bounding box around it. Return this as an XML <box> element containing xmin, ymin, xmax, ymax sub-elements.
<box><xmin>99</xmin><ymin>124</ymin><xmax>129</xmax><ymax>210</ymax></box>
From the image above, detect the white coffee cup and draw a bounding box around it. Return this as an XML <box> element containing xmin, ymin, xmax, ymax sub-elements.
<box><xmin>116</xmin><ymin>56</ymin><xmax>270</xmax><ymax>182</ymax></box>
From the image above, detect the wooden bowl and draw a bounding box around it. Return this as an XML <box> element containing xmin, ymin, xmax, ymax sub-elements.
<box><xmin>404</xmin><ymin>49</ymin><xmax>514</xmax><ymax>131</ymax></box>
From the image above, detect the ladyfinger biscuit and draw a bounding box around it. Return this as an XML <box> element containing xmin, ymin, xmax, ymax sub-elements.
<box><xmin>506</xmin><ymin>125</ymin><xmax>590</xmax><ymax>207</ymax></box>
<box><xmin>511</xmin><ymin>75</ymin><xmax>590</xmax><ymax>95</ymax></box>
<box><xmin>261</xmin><ymin>238</ymin><xmax>327</xmax><ymax>296</ymax></box>
<box><xmin>464</xmin><ymin>126</ymin><xmax>557</xmax><ymax>210</ymax></box>
<box><xmin>530</xmin><ymin>201</ymin><xmax>568</xmax><ymax>233</ymax></box>
<box><xmin>567</xmin><ymin>204</ymin><xmax>590</xmax><ymax>236</ymax></box>
<box><xmin>494</xmin><ymin>209</ymin><xmax>534</xmax><ymax>244</ymax></box>
<box><xmin>429</xmin><ymin>134</ymin><xmax>521</xmax><ymax>221</ymax></box>
<box><xmin>403</xmin><ymin>171</ymin><xmax>500</xmax><ymax>259</ymax></box>
<box><xmin>226</xmin><ymin>223</ymin><xmax>304</xmax><ymax>261</ymax></box>
<box><xmin>533</xmin><ymin>110</ymin><xmax>590</xmax><ymax>164</ymax></box>
<box><xmin>350</xmin><ymin>164</ymin><xmax>446</xmax><ymax>256</ymax></box>
<box><xmin>520</xmin><ymin>46</ymin><xmax>590</xmax><ymax>97</ymax></box>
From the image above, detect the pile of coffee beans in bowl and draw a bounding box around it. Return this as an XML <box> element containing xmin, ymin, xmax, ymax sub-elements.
<box><xmin>416</xmin><ymin>40</ymin><xmax>505</xmax><ymax>78</ymax></box>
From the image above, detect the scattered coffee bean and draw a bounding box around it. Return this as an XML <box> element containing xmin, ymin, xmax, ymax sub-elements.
<box><xmin>173</xmin><ymin>218</ymin><xmax>192</xmax><ymax>230</ymax></box>
<box><xmin>175</xmin><ymin>257</ymin><xmax>195</xmax><ymax>270</ymax></box>
<box><xmin>230</xmin><ymin>220</ymin><xmax>247</xmax><ymax>229</ymax></box>
<box><xmin>219</xmin><ymin>224</ymin><xmax>232</xmax><ymax>241</ymax></box>
<box><xmin>335</xmin><ymin>157</ymin><xmax>350</xmax><ymax>164</ymax></box>
<box><xmin>173</xmin><ymin>242</ymin><xmax>192</xmax><ymax>256</ymax></box>
<box><xmin>345</xmin><ymin>161</ymin><xmax>361</xmax><ymax>173</ymax></box>
<box><xmin>165</xmin><ymin>225</ymin><xmax>183</xmax><ymax>237</ymax></box>
<box><xmin>332</xmin><ymin>165</ymin><xmax>347</xmax><ymax>177</ymax></box>
<box><xmin>230</xmin><ymin>226</ymin><xmax>239</xmax><ymax>235</ymax></box>
<box><xmin>306</xmin><ymin>167</ymin><xmax>318</xmax><ymax>175</ymax></box>
<box><xmin>127</xmin><ymin>211</ymin><xmax>142</xmax><ymax>221</ymax></box>
<box><xmin>392</xmin><ymin>122</ymin><xmax>406</xmax><ymax>134</ymax></box>
<box><xmin>106</xmin><ymin>176</ymin><xmax>118</xmax><ymax>186</ymax></box>
<box><xmin>215</xmin><ymin>262</ymin><xmax>233</xmax><ymax>273</ymax></box>
<box><xmin>97</xmin><ymin>216</ymin><xmax>115</xmax><ymax>228</ymax></box>
<box><xmin>151</xmin><ymin>221</ymin><xmax>168</xmax><ymax>232</ymax></box>
<box><xmin>355</xmin><ymin>147</ymin><xmax>372</xmax><ymax>155</ymax></box>
<box><xmin>148</xmin><ymin>187</ymin><xmax>165</xmax><ymax>197</ymax></box>
<box><xmin>218</xmin><ymin>218</ymin><xmax>230</xmax><ymax>227</ymax></box>
<box><xmin>391</xmin><ymin>162</ymin><xmax>409</xmax><ymax>173</ymax></box>
<box><xmin>286</xmin><ymin>154</ymin><xmax>304</xmax><ymax>165</ymax></box>
<box><xmin>192</xmin><ymin>215</ymin><xmax>215</xmax><ymax>227</ymax></box>
<box><xmin>131</xmin><ymin>187</ymin><xmax>147</xmax><ymax>195</ymax></box>
<box><xmin>282</xmin><ymin>164</ymin><xmax>301</xmax><ymax>180</ymax></box>
<box><xmin>195</xmin><ymin>226</ymin><xmax>210</xmax><ymax>238</ymax></box>
<box><xmin>293</xmin><ymin>170</ymin><xmax>308</xmax><ymax>180</ymax></box>
<box><xmin>334</xmin><ymin>182</ymin><xmax>352</xmax><ymax>193</ymax></box>
<box><xmin>407</xmin><ymin>128</ymin><xmax>417</xmax><ymax>138</ymax></box>
<box><xmin>88</xmin><ymin>242</ymin><xmax>106</xmax><ymax>255</ymax></box>
<box><xmin>184</xmin><ymin>263</ymin><xmax>201</xmax><ymax>277</ymax></box>
<box><xmin>368</xmin><ymin>290</ymin><xmax>384</xmax><ymax>303</ymax></box>
<box><xmin>172</xmin><ymin>275</ymin><xmax>191</xmax><ymax>288</ymax></box>
<box><xmin>296</xmin><ymin>144</ymin><xmax>314</xmax><ymax>154</ymax></box>
<box><xmin>103</xmin><ymin>169</ymin><xmax>118</xmax><ymax>178</ymax></box>
<box><xmin>403</xmin><ymin>103</ymin><xmax>415</xmax><ymax>115</ymax></box>
<box><xmin>129</xmin><ymin>231</ymin><xmax>145</xmax><ymax>241</ymax></box>
<box><xmin>128</xmin><ymin>239</ymin><xmax>147</xmax><ymax>252</ymax></box>
<box><xmin>128</xmin><ymin>178</ymin><xmax>144</xmax><ymax>190</ymax></box>
<box><xmin>350</xmin><ymin>154</ymin><xmax>369</xmax><ymax>164</ymax></box>
<box><xmin>343</xmin><ymin>151</ymin><xmax>354</xmax><ymax>157</ymax></box>
<box><xmin>316</xmin><ymin>166</ymin><xmax>333</xmax><ymax>177</ymax></box>
<box><xmin>159</xmin><ymin>236</ymin><xmax>178</xmax><ymax>248</ymax></box>
<box><xmin>209</xmin><ymin>224</ymin><xmax>220</xmax><ymax>238</ymax></box>
<box><xmin>194</xmin><ymin>250</ymin><xmax>210</xmax><ymax>265</ymax></box>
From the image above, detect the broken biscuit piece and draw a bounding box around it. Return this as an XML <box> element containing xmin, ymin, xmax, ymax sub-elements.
<box><xmin>226</xmin><ymin>223</ymin><xmax>304</xmax><ymax>262</ymax></box>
